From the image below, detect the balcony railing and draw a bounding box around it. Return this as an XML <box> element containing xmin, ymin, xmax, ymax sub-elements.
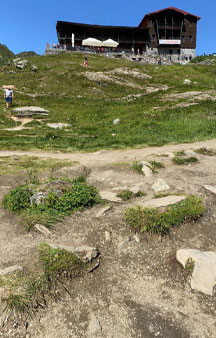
<box><xmin>158</xmin><ymin>24</ymin><xmax>182</xmax><ymax>30</ymax></box>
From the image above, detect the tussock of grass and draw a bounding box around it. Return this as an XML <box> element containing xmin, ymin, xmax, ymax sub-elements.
<box><xmin>125</xmin><ymin>195</ymin><xmax>204</xmax><ymax>235</ymax></box>
<box><xmin>195</xmin><ymin>147</ymin><xmax>216</xmax><ymax>156</ymax></box>
<box><xmin>1</xmin><ymin>243</ymin><xmax>85</xmax><ymax>322</ymax></box>
<box><xmin>148</xmin><ymin>160</ymin><xmax>165</xmax><ymax>170</ymax></box>
<box><xmin>130</xmin><ymin>161</ymin><xmax>143</xmax><ymax>174</ymax></box>
<box><xmin>117</xmin><ymin>190</ymin><xmax>133</xmax><ymax>201</ymax></box>
<box><xmin>172</xmin><ymin>152</ymin><xmax>199</xmax><ymax>165</ymax></box>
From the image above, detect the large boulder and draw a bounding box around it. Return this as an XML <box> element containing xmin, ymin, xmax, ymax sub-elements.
<box><xmin>176</xmin><ymin>249</ymin><xmax>216</xmax><ymax>296</ymax></box>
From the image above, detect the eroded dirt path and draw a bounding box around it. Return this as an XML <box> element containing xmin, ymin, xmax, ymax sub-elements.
<box><xmin>1</xmin><ymin>138</ymin><xmax>216</xmax><ymax>167</ymax></box>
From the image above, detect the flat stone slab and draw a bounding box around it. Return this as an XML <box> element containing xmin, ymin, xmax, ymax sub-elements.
<box><xmin>139</xmin><ymin>195</ymin><xmax>186</xmax><ymax>208</ymax></box>
<box><xmin>204</xmin><ymin>185</ymin><xmax>216</xmax><ymax>194</ymax></box>
<box><xmin>47</xmin><ymin>123</ymin><xmax>70</xmax><ymax>129</ymax></box>
<box><xmin>0</xmin><ymin>265</ymin><xmax>23</xmax><ymax>276</ymax></box>
<box><xmin>35</xmin><ymin>224</ymin><xmax>52</xmax><ymax>236</ymax></box>
<box><xmin>176</xmin><ymin>249</ymin><xmax>216</xmax><ymax>296</ymax></box>
<box><xmin>49</xmin><ymin>244</ymin><xmax>99</xmax><ymax>263</ymax></box>
<box><xmin>152</xmin><ymin>179</ymin><xmax>170</xmax><ymax>192</ymax></box>
<box><xmin>13</xmin><ymin>106</ymin><xmax>49</xmax><ymax>117</ymax></box>
<box><xmin>100</xmin><ymin>191</ymin><xmax>122</xmax><ymax>202</ymax></box>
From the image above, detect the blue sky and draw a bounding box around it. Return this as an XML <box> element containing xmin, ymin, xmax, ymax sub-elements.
<box><xmin>0</xmin><ymin>0</ymin><xmax>214</xmax><ymax>55</ymax></box>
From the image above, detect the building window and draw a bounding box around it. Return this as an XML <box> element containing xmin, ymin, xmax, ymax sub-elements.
<box><xmin>189</xmin><ymin>20</ymin><xmax>192</xmax><ymax>27</ymax></box>
<box><xmin>181</xmin><ymin>35</ymin><xmax>185</xmax><ymax>42</ymax></box>
<box><xmin>152</xmin><ymin>34</ymin><xmax>155</xmax><ymax>41</ymax></box>
<box><xmin>189</xmin><ymin>35</ymin><xmax>193</xmax><ymax>42</ymax></box>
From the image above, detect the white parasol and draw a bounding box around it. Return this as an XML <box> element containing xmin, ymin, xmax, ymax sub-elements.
<box><xmin>82</xmin><ymin>37</ymin><xmax>102</xmax><ymax>47</ymax></box>
<box><xmin>101</xmin><ymin>39</ymin><xmax>119</xmax><ymax>48</ymax></box>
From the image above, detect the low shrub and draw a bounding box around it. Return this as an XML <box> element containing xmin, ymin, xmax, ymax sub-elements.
<box><xmin>125</xmin><ymin>195</ymin><xmax>204</xmax><ymax>235</ymax></box>
<box><xmin>3</xmin><ymin>177</ymin><xmax>101</xmax><ymax>228</ymax></box>
<box><xmin>3</xmin><ymin>184</ymin><xmax>33</xmax><ymax>212</ymax></box>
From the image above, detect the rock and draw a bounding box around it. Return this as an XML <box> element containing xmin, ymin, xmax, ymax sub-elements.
<box><xmin>47</xmin><ymin>123</ymin><xmax>70</xmax><ymax>129</ymax></box>
<box><xmin>152</xmin><ymin>179</ymin><xmax>170</xmax><ymax>192</ymax></box>
<box><xmin>100</xmin><ymin>191</ymin><xmax>122</xmax><ymax>202</ymax></box>
<box><xmin>113</xmin><ymin>118</ymin><xmax>120</xmax><ymax>125</ymax></box>
<box><xmin>140</xmin><ymin>160</ymin><xmax>152</xmax><ymax>168</ymax></box>
<box><xmin>31</xmin><ymin>64</ymin><xmax>38</xmax><ymax>72</ymax></box>
<box><xmin>184</xmin><ymin>79</ymin><xmax>191</xmax><ymax>84</ymax></box>
<box><xmin>176</xmin><ymin>249</ymin><xmax>216</xmax><ymax>296</ymax></box>
<box><xmin>96</xmin><ymin>205</ymin><xmax>111</xmax><ymax>218</ymax></box>
<box><xmin>13</xmin><ymin>106</ymin><xmax>49</xmax><ymax>117</ymax></box>
<box><xmin>49</xmin><ymin>244</ymin><xmax>99</xmax><ymax>263</ymax></box>
<box><xmin>132</xmin><ymin>234</ymin><xmax>140</xmax><ymax>243</ymax></box>
<box><xmin>35</xmin><ymin>224</ymin><xmax>52</xmax><ymax>236</ymax></box>
<box><xmin>87</xmin><ymin>314</ymin><xmax>102</xmax><ymax>336</ymax></box>
<box><xmin>104</xmin><ymin>231</ymin><xmax>111</xmax><ymax>242</ymax></box>
<box><xmin>130</xmin><ymin>185</ymin><xmax>145</xmax><ymax>194</ymax></box>
<box><xmin>0</xmin><ymin>265</ymin><xmax>23</xmax><ymax>276</ymax></box>
<box><xmin>184</xmin><ymin>150</ymin><xmax>199</xmax><ymax>159</ymax></box>
<box><xmin>203</xmin><ymin>185</ymin><xmax>216</xmax><ymax>194</ymax></box>
<box><xmin>30</xmin><ymin>191</ymin><xmax>49</xmax><ymax>205</ymax></box>
<box><xmin>139</xmin><ymin>195</ymin><xmax>186</xmax><ymax>208</ymax></box>
<box><xmin>141</xmin><ymin>165</ymin><xmax>153</xmax><ymax>177</ymax></box>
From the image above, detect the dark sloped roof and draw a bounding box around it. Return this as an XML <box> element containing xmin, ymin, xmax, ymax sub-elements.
<box><xmin>139</xmin><ymin>6</ymin><xmax>201</xmax><ymax>27</ymax></box>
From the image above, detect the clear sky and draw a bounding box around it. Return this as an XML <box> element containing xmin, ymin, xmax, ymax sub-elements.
<box><xmin>0</xmin><ymin>0</ymin><xmax>215</xmax><ymax>56</ymax></box>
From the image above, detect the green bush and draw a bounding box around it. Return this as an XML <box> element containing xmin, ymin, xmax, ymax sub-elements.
<box><xmin>3</xmin><ymin>177</ymin><xmax>101</xmax><ymax>227</ymax></box>
<box><xmin>195</xmin><ymin>147</ymin><xmax>216</xmax><ymax>156</ymax></box>
<box><xmin>3</xmin><ymin>184</ymin><xmax>33</xmax><ymax>212</ymax></box>
<box><xmin>125</xmin><ymin>195</ymin><xmax>204</xmax><ymax>235</ymax></box>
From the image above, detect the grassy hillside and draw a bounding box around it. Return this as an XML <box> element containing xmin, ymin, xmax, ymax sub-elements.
<box><xmin>0</xmin><ymin>44</ymin><xmax>14</xmax><ymax>66</ymax></box>
<box><xmin>0</xmin><ymin>53</ymin><xmax>216</xmax><ymax>152</ymax></box>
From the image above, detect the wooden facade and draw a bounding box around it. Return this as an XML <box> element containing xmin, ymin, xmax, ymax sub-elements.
<box><xmin>56</xmin><ymin>7</ymin><xmax>200</xmax><ymax>56</ymax></box>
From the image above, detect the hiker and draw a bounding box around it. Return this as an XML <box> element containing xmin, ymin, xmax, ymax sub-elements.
<box><xmin>83</xmin><ymin>56</ymin><xmax>88</xmax><ymax>68</ymax></box>
<box><xmin>4</xmin><ymin>86</ymin><xmax>14</xmax><ymax>109</ymax></box>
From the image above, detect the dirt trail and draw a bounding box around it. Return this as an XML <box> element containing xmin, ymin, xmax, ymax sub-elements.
<box><xmin>0</xmin><ymin>139</ymin><xmax>216</xmax><ymax>166</ymax></box>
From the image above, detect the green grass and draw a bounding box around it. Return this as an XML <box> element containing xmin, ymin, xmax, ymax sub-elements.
<box><xmin>172</xmin><ymin>155</ymin><xmax>199</xmax><ymax>165</ymax></box>
<box><xmin>3</xmin><ymin>176</ymin><xmax>101</xmax><ymax>228</ymax></box>
<box><xmin>125</xmin><ymin>195</ymin><xmax>204</xmax><ymax>235</ymax></box>
<box><xmin>0</xmin><ymin>155</ymin><xmax>77</xmax><ymax>176</ymax></box>
<box><xmin>117</xmin><ymin>190</ymin><xmax>133</xmax><ymax>201</ymax></box>
<box><xmin>1</xmin><ymin>243</ymin><xmax>86</xmax><ymax>321</ymax></box>
<box><xmin>0</xmin><ymin>53</ymin><xmax>216</xmax><ymax>151</ymax></box>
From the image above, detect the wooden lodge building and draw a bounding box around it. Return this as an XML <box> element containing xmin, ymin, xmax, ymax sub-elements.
<box><xmin>56</xmin><ymin>7</ymin><xmax>200</xmax><ymax>59</ymax></box>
